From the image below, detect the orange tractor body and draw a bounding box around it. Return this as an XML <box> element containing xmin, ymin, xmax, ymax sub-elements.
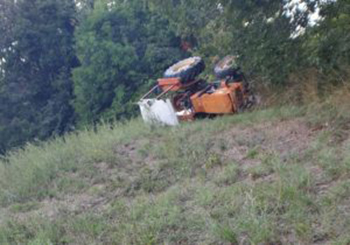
<box><xmin>138</xmin><ymin>56</ymin><xmax>254</xmax><ymax>126</ymax></box>
<box><xmin>140</xmin><ymin>77</ymin><xmax>245</xmax><ymax>124</ymax></box>
<box><xmin>191</xmin><ymin>81</ymin><xmax>243</xmax><ymax>115</ymax></box>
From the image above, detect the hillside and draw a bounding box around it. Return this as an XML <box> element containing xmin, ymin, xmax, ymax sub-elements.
<box><xmin>0</xmin><ymin>105</ymin><xmax>350</xmax><ymax>244</ymax></box>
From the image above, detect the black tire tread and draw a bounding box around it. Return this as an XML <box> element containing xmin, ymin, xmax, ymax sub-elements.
<box><xmin>164</xmin><ymin>57</ymin><xmax>205</xmax><ymax>83</ymax></box>
<box><xmin>214</xmin><ymin>55</ymin><xmax>240</xmax><ymax>79</ymax></box>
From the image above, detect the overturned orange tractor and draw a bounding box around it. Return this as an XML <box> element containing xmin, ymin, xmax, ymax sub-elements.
<box><xmin>138</xmin><ymin>56</ymin><xmax>255</xmax><ymax>126</ymax></box>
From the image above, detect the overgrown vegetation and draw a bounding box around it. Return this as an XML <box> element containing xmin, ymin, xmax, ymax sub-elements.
<box><xmin>0</xmin><ymin>99</ymin><xmax>349</xmax><ymax>244</ymax></box>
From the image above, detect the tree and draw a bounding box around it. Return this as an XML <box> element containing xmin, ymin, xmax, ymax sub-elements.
<box><xmin>303</xmin><ymin>0</ymin><xmax>350</xmax><ymax>78</ymax></box>
<box><xmin>73</xmin><ymin>0</ymin><xmax>187</xmax><ymax>125</ymax></box>
<box><xmin>0</xmin><ymin>0</ymin><xmax>78</xmax><ymax>153</ymax></box>
<box><xmin>148</xmin><ymin>0</ymin><xmax>321</xmax><ymax>84</ymax></box>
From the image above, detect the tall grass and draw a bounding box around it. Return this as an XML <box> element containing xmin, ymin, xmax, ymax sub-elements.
<box><xmin>1</xmin><ymin>94</ymin><xmax>350</xmax><ymax>244</ymax></box>
<box><xmin>0</xmin><ymin>106</ymin><xmax>302</xmax><ymax>206</ymax></box>
<box><xmin>0</xmin><ymin>119</ymin><xmax>154</xmax><ymax>205</ymax></box>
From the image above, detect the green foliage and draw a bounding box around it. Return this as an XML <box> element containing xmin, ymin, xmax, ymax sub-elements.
<box><xmin>148</xmin><ymin>0</ymin><xmax>305</xmax><ymax>83</ymax></box>
<box><xmin>149</xmin><ymin>0</ymin><xmax>350</xmax><ymax>86</ymax></box>
<box><xmin>303</xmin><ymin>0</ymin><xmax>350</xmax><ymax>83</ymax></box>
<box><xmin>73</xmin><ymin>0</ymin><xmax>187</xmax><ymax>125</ymax></box>
<box><xmin>0</xmin><ymin>0</ymin><xmax>77</xmax><ymax>153</ymax></box>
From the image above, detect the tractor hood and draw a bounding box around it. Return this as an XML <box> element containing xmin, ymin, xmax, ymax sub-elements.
<box><xmin>138</xmin><ymin>99</ymin><xmax>179</xmax><ymax>126</ymax></box>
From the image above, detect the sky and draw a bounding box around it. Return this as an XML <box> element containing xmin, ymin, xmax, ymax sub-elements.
<box><xmin>283</xmin><ymin>0</ymin><xmax>335</xmax><ymax>37</ymax></box>
<box><xmin>285</xmin><ymin>0</ymin><xmax>321</xmax><ymax>26</ymax></box>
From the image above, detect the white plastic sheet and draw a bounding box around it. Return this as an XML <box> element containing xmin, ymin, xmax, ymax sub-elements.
<box><xmin>138</xmin><ymin>99</ymin><xmax>179</xmax><ymax>126</ymax></box>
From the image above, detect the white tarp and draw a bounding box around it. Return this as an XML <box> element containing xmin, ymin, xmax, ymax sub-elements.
<box><xmin>138</xmin><ymin>99</ymin><xmax>179</xmax><ymax>126</ymax></box>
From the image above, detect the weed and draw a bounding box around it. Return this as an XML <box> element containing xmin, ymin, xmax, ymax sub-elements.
<box><xmin>246</xmin><ymin>146</ymin><xmax>260</xmax><ymax>159</ymax></box>
<box><xmin>214</xmin><ymin>163</ymin><xmax>239</xmax><ymax>186</ymax></box>
<box><xmin>204</xmin><ymin>153</ymin><xmax>222</xmax><ymax>169</ymax></box>
<box><xmin>9</xmin><ymin>202</ymin><xmax>41</xmax><ymax>213</ymax></box>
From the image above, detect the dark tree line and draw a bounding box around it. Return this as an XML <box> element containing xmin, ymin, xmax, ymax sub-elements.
<box><xmin>0</xmin><ymin>0</ymin><xmax>77</xmax><ymax>153</ymax></box>
<box><xmin>0</xmin><ymin>0</ymin><xmax>349</xmax><ymax>153</ymax></box>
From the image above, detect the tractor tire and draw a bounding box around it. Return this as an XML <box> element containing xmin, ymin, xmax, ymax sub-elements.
<box><xmin>214</xmin><ymin>55</ymin><xmax>240</xmax><ymax>79</ymax></box>
<box><xmin>235</xmin><ymin>89</ymin><xmax>245</xmax><ymax>113</ymax></box>
<box><xmin>164</xmin><ymin>57</ymin><xmax>205</xmax><ymax>83</ymax></box>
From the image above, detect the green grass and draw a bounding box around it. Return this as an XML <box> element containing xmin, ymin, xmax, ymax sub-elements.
<box><xmin>1</xmin><ymin>105</ymin><xmax>350</xmax><ymax>244</ymax></box>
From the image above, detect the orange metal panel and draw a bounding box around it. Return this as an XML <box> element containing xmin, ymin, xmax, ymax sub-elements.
<box><xmin>191</xmin><ymin>91</ymin><xmax>233</xmax><ymax>114</ymax></box>
<box><xmin>191</xmin><ymin>82</ymin><xmax>244</xmax><ymax>114</ymax></box>
<box><xmin>157</xmin><ymin>78</ymin><xmax>182</xmax><ymax>91</ymax></box>
<box><xmin>157</xmin><ymin>78</ymin><xmax>202</xmax><ymax>92</ymax></box>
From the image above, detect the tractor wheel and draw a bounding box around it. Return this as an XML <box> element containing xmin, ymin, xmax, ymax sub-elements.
<box><xmin>214</xmin><ymin>55</ymin><xmax>240</xmax><ymax>79</ymax></box>
<box><xmin>235</xmin><ymin>89</ymin><xmax>245</xmax><ymax>113</ymax></box>
<box><xmin>164</xmin><ymin>57</ymin><xmax>205</xmax><ymax>83</ymax></box>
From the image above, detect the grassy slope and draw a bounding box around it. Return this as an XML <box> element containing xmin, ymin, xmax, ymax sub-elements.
<box><xmin>0</xmin><ymin>106</ymin><xmax>349</xmax><ymax>244</ymax></box>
